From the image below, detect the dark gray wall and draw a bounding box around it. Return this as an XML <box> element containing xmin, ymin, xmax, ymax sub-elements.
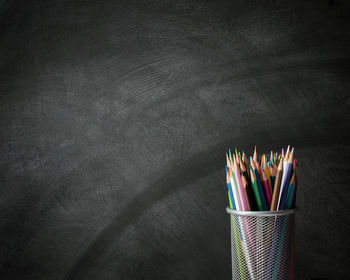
<box><xmin>1</xmin><ymin>0</ymin><xmax>349</xmax><ymax>279</ymax></box>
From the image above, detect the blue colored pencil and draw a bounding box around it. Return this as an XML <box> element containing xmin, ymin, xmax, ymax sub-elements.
<box><xmin>285</xmin><ymin>171</ymin><xmax>296</xmax><ymax>209</ymax></box>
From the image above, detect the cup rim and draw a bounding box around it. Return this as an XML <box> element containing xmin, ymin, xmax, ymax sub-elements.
<box><xmin>226</xmin><ymin>207</ymin><xmax>296</xmax><ymax>217</ymax></box>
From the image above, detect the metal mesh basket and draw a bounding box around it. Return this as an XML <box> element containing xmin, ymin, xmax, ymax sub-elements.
<box><xmin>226</xmin><ymin>208</ymin><xmax>295</xmax><ymax>280</ymax></box>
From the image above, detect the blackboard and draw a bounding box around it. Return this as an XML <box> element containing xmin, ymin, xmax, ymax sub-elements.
<box><xmin>1</xmin><ymin>0</ymin><xmax>349</xmax><ymax>279</ymax></box>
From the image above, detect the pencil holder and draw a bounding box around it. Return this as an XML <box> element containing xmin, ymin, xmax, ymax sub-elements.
<box><xmin>226</xmin><ymin>208</ymin><xmax>295</xmax><ymax>280</ymax></box>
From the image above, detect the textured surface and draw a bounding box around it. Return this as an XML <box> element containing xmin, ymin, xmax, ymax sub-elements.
<box><xmin>0</xmin><ymin>0</ymin><xmax>349</xmax><ymax>279</ymax></box>
<box><xmin>230</xmin><ymin>212</ymin><xmax>295</xmax><ymax>279</ymax></box>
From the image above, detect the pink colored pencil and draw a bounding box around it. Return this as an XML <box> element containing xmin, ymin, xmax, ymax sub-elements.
<box><xmin>261</xmin><ymin>169</ymin><xmax>272</xmax><ymax>208</ymax></box>
<box><xmin>232</xmin><ymin>157</ymin><xmax>250</xmax><ymax>211</ymax></box>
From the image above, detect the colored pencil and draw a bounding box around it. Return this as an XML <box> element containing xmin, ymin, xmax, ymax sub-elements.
<box><xmin>242</xmin><ymin>151</ymin><xmax>250</xmax><ymax>176</ymax></box>
<box><xmin>226</xmin><ymin>153</ymin><xmax>231</xmax><ymax>168</ymax></box>
<box><xmin>228</xmin><ymin>149</ymin><xmax>233</xmax><ymax>163</ymax></box>
<box><xmin>284</xmin><ymin>146</ymin><xmax>290</xmax><ymax>168</ymax></box>
<box><xmin>241</xmin><ymin>174</ymin><xmax>252</xmax><ymax>211</ymax></box>
<box><xmin>225</xmin><ymin>145</ymin><xmax>297</xmax><ymax>212</ymax></box>
<box><xmin>270</xmin><ymin>150</ymin><xmax>274</xmax><ymax>164</ymax></box>
<box><xmin>234</xmin><ymin>148</ymin><xmax>239</xmax><ymax>163</ymax></box>
<box><xmin>226</xmin><ymin>167</ymin><xmax>235</xmax><ymax>210</ymax></box>
<box><xmin>261</xmin><ymin>168</ymin><xmax>272</xmax><ymax>208</ymax></box>
<box><xmin>292</xmin><ymin>159</ymin><xmax>298</xmax><ymax>208</ymax></box>
<box><xmin>269</xmin><ymin>161</ymin><xmax>276</xmax><ymax>190</ymax></box>
<box><xmin>262</xmin><ymin>154</ymin><xmax>272</xmax><ymax>193</ymax></box>
<box><xmin>277</xmin><ymin>154</ymin><xmax>281</xmax><ymax>166</ymax></box>
<box><xmin>278</xmin><ymin>147</ymin><xmax>294</xmax><ymax>210</ymax></box>
<box><xmin>270</xmin><ymin>155</ymin><xmax>284</xmax><ymax>211</ymax></box>
<box><xmin>250</xmin><ymin>169</ymin><xmax>264</xmax><ymax>211</ymax></box>
<box><xmin>229</xmin><ymin>167</ymin><xmax>242</xmax><ymax>211</ymax></box>
<box><xmin>250</xmin><ymin>157</ymin><xmax>268</xmax><ymax>211</ymax></box>
<box><xmin>285</xmin><ymin>170</ymin><xmax>296</xmax><ymax>209</ymax></box>
<box><xmin>228</xmin><ymin>190</ymin><xmax>233</xmax><ymax>209</ymax></box>
<box><xmin>253</xmin><ymin>145</ymin><xmax>262</xmax><ymax>175</ymax></box>
<box><xmin>232</xmin><ymin>158</ymin><xmax>249</xmax><ymax>211</ymax></box>
<box><xmin>240</xmin><ymin>158</ymin><xmax>257</xmax><ymax>210</ymax></box>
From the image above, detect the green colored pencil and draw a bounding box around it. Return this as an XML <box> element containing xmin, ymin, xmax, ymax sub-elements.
<box><xmin>250</xmin><ymin>169</ymin><xmax>264</xmax><ymax>211</ymax></box>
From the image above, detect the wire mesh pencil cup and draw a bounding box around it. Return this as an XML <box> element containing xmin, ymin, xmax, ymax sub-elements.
<box><xmin>226</xmin><ymin>208</ymin><xmax>296</xmax><ymax>280</ymax></box>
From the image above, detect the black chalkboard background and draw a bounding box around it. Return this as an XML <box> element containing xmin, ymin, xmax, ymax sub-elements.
<box><xmin>1</xmin><ymin>0</ymin><xmax>349</xmax><ymax>279</ymax></box>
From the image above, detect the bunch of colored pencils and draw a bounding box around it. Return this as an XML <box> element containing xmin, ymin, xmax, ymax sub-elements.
<box><xmin>226</xmin><ymin>146</ymin><xmax>298</xmax><ymax>211</ymax></box>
